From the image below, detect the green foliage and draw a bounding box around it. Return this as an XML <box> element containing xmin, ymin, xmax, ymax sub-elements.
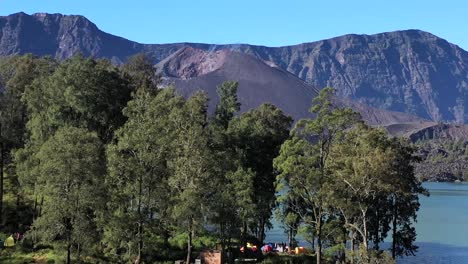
<box><xmin>121</xmin><ymin>53</ymin><xmax>160</xmax><ymax>91</ymax></box>
<box><xmin>23</xmin><ymin>55</ymin><xmax>132</xmax><ymax>143</ymax></box>
<box><xmin>0</xmin><ymin>54</ymin><xmax>428</xmax><ymax>264</ymax></box>
<box><xmin>213</xmin><ymin>80</ymin><xmax>241</xmax><ymax>129</ymax></box>
<box><xmin>168</xmin><ymin>91</ymin><xmax>214</xmax><ymax>263</ymax></box>
<box><xmin>9</xmin><ymin>54</ymin><xmax>156</xmax><ymax>263</ymax></box>
<box><xmin>0</xmin><ymin>54</ymin><xmax>56</xmax><ymax>152</ymax></box>
<box><xmin>414</xmin><ymin>138</ymin><xmax>468</xmax><ymax>182</ymax></box>
<box><xmin>229</xmin><ymin>103</ymin><xmax>292</xmax><ymax>243</ymax></box>
<box><xmin>32</xmin><ymin>126</ymin><xmax>105</xmax><ymax>261</ymax></box>
<box><xmin>168</xmin><ymin>231</ymin><xmax>217</xmax><ymax>250</ymax></box>
<box><xmin>274</xmin><ymin>88</ymin><xmax>359</xmax><ymax>263</ymax></box>
<box><xmin>274</xmin><ymin>88</ymin><xmax>425</xmax><ymax>262</ymax></box>
<box><xmin>104</xmin><ymin>87</ymin><xmax>184</xmax><ymax>262</ymax></box>
<box><xmin>346</xmin><ymin>245</ymin><xmax>395</xmax><ymax>264</ymax></box>
<box><xmin>0</xmin><ymin>55</ymin><xmax>57</xmax><ymax>233</ymax></box>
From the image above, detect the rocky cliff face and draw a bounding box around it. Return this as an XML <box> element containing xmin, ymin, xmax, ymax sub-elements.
<box><xmin>156</xmin><ymin>47</ymin><xmax>228</xmax><ymax>79</ymax></box>
<box><xmin>239</xmin><ymin>31</ymin><xmax>468</xmax><ymax>123</ymax></box>
<box><xmin>0</xmin><ymin>12</ymin><xmax>182</xmax><ymax>63</ymax></box>
<box><xmin>1</xmin><ymin>12</ymin><xmax>467</xmax><ymax>123</ymax></box>
<box><xmin>0</xmin><ymin>12</ymin><xmax>134</xmax><ymax>60</ymax></box>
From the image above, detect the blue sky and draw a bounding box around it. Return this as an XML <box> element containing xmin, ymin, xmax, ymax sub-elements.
<box><xmin>1</xmin><ymin>0</ymin><xmax>467</xmax><ymax>50</ymax></box>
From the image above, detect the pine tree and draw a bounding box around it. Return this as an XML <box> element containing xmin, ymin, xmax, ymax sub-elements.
<box><xmin>274</xmin><ymin>88</ymin><xmax>359</xmax><ymax>264</ymax></box>
<box><xmin>229</xmin><ymin>103</ymin><xmax>292</xmax><ymax>245</ymax></box>
<box><xmin>168</xmin><ymin>92</ymin><xmax>214</xmax><ymax>264</ymax></box>
<box><xmin>104</xmin><ymin>88</ymin><xmax>183</xmax><ymax>263</ymax></box>
<box><xmin>33</xmin><ymin>127</ymin><xmax>105</xmax><ymax>264</ymax></box>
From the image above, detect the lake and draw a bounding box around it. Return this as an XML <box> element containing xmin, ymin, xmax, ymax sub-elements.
<box><xmin>265</xmin><ymin>182</ymin><xmax>468</xmax><ymax>264</ymax></box>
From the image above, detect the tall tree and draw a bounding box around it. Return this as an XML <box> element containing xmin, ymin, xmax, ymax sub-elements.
<box><xmin>104</xmin><ymin>88</ymin><xmax>183</xmax><ymax>263</ymax></box>
<box><xmin>274</xmin><ymin>88</ymin><xmax>359</xmax><ymax>264</ymax></box>
<box><xmin>22</xmin><ymin>55</ymin><xmax>132</xmax><ymax>144</ymax></box>
<box><xmin>229</xmin><ymin>103</ymin><xmax>292</xmax><ymax>244</ymax></box>
<box><xmin>388</xmin><ymin>138</ymin><xmax>427</xmax><ymax>259</ymax></box>
<box><xmin>16</xmin><ymin>55</ymin><xmax>134</xmax><ymax>230</ymax></box>
<box><xmin>329</xmin><ymin>124</ymin><xmax>395</xmax><ymax>250</ymax></box>
<box><xmin>33</xmin><ymin>127</ymin><xmax>105</xmax><ymax>264</ymax></box>
<box><xmin>213</xmin><ymin>81</ymin><xmax>241</xmax><ymax>129</ymax></box>
<box><xmin>208</xmin><ymin>81</ymin><xmax>251</xmax><ymax>256</ymax></box>
<box><xmin>0</xmin><ymin>54</ymin><xmax>56</xmax><ymax>227</ymax></box>
<box><xmin>121</xmin><ymin>53</ymin><xmax>160</xmax><ymax>91</ymax></box>
<box><xmin>168</xmin><ymin>92</ymin><xmax>214</xmax><ymax>264</ymax></box>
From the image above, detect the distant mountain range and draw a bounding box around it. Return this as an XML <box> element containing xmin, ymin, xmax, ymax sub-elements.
<box><xmin>1</xmin><ymin>12</ymin><xmax>467</xmax><ymax>139</ymax></box>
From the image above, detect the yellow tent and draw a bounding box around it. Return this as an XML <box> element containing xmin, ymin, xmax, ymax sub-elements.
<box><xmin>4</xmin><ymin>235</ymin><xmax>14</xmax><ymax>247</ymax></box>
<box><xmin>295</xmin><ymin>247</ymin><xmax>306</xmax><ymax>254</ymax></box>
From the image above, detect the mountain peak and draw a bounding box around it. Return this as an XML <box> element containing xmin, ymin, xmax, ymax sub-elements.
<box><xmin>4</xmin><ymin>12</ymin><xmax>88</xmax><ymax>22</ymax></box>
<box><xmin>0</xmin><ymin>12</ymin><xmax>137</xmax><ymax>61</ymax></box>
<box><xmin>157</xmin><ymin>47</ymin><xmax>229</xmax><ymax>79</ymax></box>
<box><xmin>32</xmin><ymin>12</ymin><xmax>62</xmax><ymax>17</ymax></box>
<box><xmin>3</xmin><ymin>11</ymin><xmax>28</xmax><ymax>17</ymax></box>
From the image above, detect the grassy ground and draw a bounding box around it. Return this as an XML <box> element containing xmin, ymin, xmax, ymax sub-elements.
<box><xmin>0</xmin><ymin>247</ymin><xmax>109</xmax><ymax>263</ymax></box>
<box><xmin>260</xmin><ymin>254</ymin><xmax>316</xmax><ymax>264</ymax></box>
<box><xmin>0</xmin><ymin>249</ymin><xmax>316</xmax><ymax>264</ymax></box>
<box><xmin>0</xmin><ymin>248</ymin><xmax>61</xmax><ymax>264</ymax></box>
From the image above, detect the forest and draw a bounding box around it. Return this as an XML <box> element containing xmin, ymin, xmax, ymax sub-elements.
<box><xmin>414</xmin><ymin>138</ymin><xmax>468</xmax><ymax>182</ymax></box>
<box><xmin>0</xmin><ymin>54</ymin><xmax>426</xmax><ymax>264</ymax></box>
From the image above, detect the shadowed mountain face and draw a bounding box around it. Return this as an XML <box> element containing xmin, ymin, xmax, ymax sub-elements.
<box><xmin>1</xmin><ymin>12</ymin><xmax>467</xmax><ymax>124</ymax></box>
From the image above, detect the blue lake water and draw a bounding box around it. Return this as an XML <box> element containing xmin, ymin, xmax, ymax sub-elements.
<box><xmin>265</xmin><ymin>182</ymin><xmax>468</xmax><ymax>264</ymax></box>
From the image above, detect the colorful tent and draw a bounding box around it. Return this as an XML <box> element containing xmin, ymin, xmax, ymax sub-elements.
<box><xmin>4</xmin><ymin>236</ymin><xmax>14</xmax><ymax>247</ymax></box>
<box><xmin>295</xmin><ymin>247</ymin><xmax>306</xmax><ymax>254</ymax></box>
<box><xmin>261</xmin><ymin>244</ymin><xmax>272</xmax><ymax>252</ymax></box>
<box><xmin>241</xmin><ymin>243</ymin><xmax>258</xmax><ymax>253</ymax></box>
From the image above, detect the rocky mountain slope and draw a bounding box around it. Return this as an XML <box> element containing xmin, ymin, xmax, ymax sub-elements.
<box><xmin>1</xmin><ymin>12</ymin><xmax>467</xmax><ymax>124</ymax></box>
<box><xmin>160</xmin><ymin>47</ymin><xmax>318</xmax><ymax>120</ymax></box>
<box><xmin>157</xmin><ymin>46</ymin><xmax>426</xmax><ymax>125</ymax></box>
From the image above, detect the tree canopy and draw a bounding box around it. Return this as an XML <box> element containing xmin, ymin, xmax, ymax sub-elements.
<box><xmin>0</xmin><ymin>55</ymin><xmax>427</xmax><ymax>264</ymax></box>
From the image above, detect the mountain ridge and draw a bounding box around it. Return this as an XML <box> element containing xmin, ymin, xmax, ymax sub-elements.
<box><xmin>159</xmin><ymin>47</ymin><xmax>427</xmax><ymax>128</ymax></box>
<box><xmin>0</xmin><ymin>12</ymin><xmax>467</xmax><ymax>124</ymax></box>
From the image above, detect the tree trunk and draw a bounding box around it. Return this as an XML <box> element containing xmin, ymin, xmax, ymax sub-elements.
<box><xmin>0</xmin><ymin>122</ymin><xmax>4</xmax><ymax>225</ymax></box>
<box><xmin>341</xmin><ymin>225</ymin><xmax>347</xmax><ymax>262</ymax></box>
<box><xmin>258</xmin><ymin>218</ymin><xmax>265</xmax><ymax>244</ymax></box>
<box><xmin>77</xmin><ymin>243</ymin><xmax>81</xmax><ymax>260</ymax></box>
<box><xmin>33</xmin><ymin>194</ymin><xmax>37</xmax><ymax>220</ymax></box>
<box><xmin>311</xmin><ymin>229</ymin><xmax>315</xmax><ymax>250</ymax></box>
<box><xmin>241</xmin><ymin>221</ymin><xmax>248</xmax><ymax>257</ymax></box>
<box><xmin>38</xmin><ymin>196</ymin><xmax>44</xmax><ymax>217</ymax></box>
<box><xmin>66</xmin><ymin>242</ymin><xmax>72</xmax><ymax>264</ymax></box>
<box><xmin>350</xmin><ymin>234</ymin><xmax>355</xmax><ymax>264</ymax></box>
<box><xmin>186</xmin><ymin>217</ymin><xmax>194</xmax><ymax>264</ymax></box>
<box><xmin>392</xmin><ymin>197</ymin><xmax>397</xmax><ymax>259</ymax></box>
<box><xmin>15</xmin><ymin>188</ymin><xmax>20</xmax><ymax>209</ymax></box>
<box><xmin>220</xmin><ymin>220</ymin><xmax>227</xmax><ymax>264</ymax></box>
<box><xmin>316</xmin><ymin>216</ymin><xmax>322</xmax><ymax>264</ymax></box>
<box><xmin>362</xmin><ymin>209</ymin><xmax>368</xmax><ymax>249</ymax></box>
<box><xmin>374</xmin><ymin>208</ymin><xmax>380</xmax><ymax>251</ymax></box>
<box><xmin>136</xmin><ymin>174</ymin><xmax>143</xmax><ymax>264</ymax></box>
